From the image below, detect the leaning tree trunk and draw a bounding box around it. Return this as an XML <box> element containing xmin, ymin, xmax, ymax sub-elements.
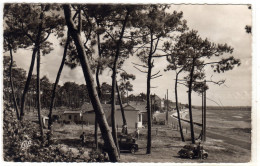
<box><xmin>111</xmin><ymin>59</ymin><xmax>120</xmax><ymax>153</ymax></box>
<box><xmin>175</xmin><ymin>71</ymin><xmax>185</xmax><ymax>142</ymax></box>
<box><xmin>188</xmin><ymin>58</ymin><xmax>196</xmax><ymax>144</ymax></box>
<box><xmin>94</xmin><ymin>30</ymin><xmax>104</xmax><ymax>150</ymax></box>
<box><xmin>20</xmin><ymin>47</ymin><xmax>38</xmax><ymax>120</ymax></box>
<box><xmin>116</xmin><ymin>81</ymin><xmax>128</xmax><ymax>134</ymax></box>
<box><xmin>20</xmin><ymin>10</ymin><xmax>44</xmax><ymax>121</ymax></box>
<box><xmin>63</xmin><ymin>5</ymin><xmax>119</xmax><ymax>161</ymax></box>
<box><xmin>36</xmin><ymin>49</ymin><xmax>44</xmax><ymax>141</ymax></box>
<box><xmin>8</xmin><ymin>42</ymin><xmax>20</xmax><ymax>120</ymax></box>
<box><xmin>110</xmin><ymin>9</ymin><xmax>129</xmax><ymax>154</ymax></box>
<box><xmin>95</xmin><ymin>64</ymin><xmax>102</xmax><ymax>150</ymax></box>
<box><xmin>48</xmin><ymin>32</ymin><xmax>70</xmax><ymax>130</ymax></box>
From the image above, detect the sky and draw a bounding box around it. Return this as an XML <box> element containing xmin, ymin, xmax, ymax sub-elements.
<box><xmin>5</xmin><ymin>4</ymin><xmax>252</xmax><ymax>107</ymax></box>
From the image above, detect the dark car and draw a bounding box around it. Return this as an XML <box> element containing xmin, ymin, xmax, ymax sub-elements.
<box><xmin>178</xmin><ymin>144</ymin><xmax>208</xmax><ymax>159</ymax></box>
<box><xmin>118</xmin><ymin>134</ymin><xmax>138</xmax><ymax>154</ymax></box>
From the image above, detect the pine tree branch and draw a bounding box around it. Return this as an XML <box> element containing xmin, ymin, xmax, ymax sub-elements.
<box><xmin>177</xmin><ymin>82</ymin><xmax>187</xmax><ymax>86</ymax></box>
<box><xmin>151</xmin><ymin>74</ymin><xmax>162</xmax><ymax>79</ymax></box>
<box><xmin>133</xmin><ymin>43</ymin><xmax>150</xmax><ymax>54</ymax></box>
<box><xmin>151</xmin><ymin>70</ymin><xmax>160</xmax><ymax>77</ymax></box>
<box><xmin>151</xmin><ymin>86</ymin><xmax>158</xmax><ymax>88</ymax></box>
<box><xmin>196</xmin><ymin>79</ymin><xmax>226</xmax><ymax>86</ymax></box>
<box><xmin>152</xmin><ymin>54</ymin><xmax>172</xmax><ymax>58</ymax></box>
<box><xmin>133</xmin><ymin>66</ymin><xmax>148</xmax><ymax>73</ymax></box>
<box><xmin>105</xmin><ymin>31</ymin><xmax>116</xmax><ymax>41</ymax></box>
<box><xmin>41</xmin><ymin>31</ymin><xmax>51</xmax><ymax>42</ymax></box>
<box><xmin>133</xmin><ymin>36</ymin><xmax>161</xmax><ymax>54</ymax></box>
<box><xmin>19</xmin><ymin>22</ymin><xmax>35</xmax><ymax>43</ymax></box>
<box><xmin>118</xmin><ymin>68</ymin><xmax>127</xmax><ymax>73</ymax></box>
<box><xmin>132</xmin><ymin>62</ymin><xmax>148</xmax><ymax>68</ymax></box>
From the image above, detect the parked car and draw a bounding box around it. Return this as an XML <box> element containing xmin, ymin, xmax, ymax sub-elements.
<box><xmin>118</xmin><ymin>134</ymin><xmax>138</xmax><ymax>154</ymax></box>
<box><xmin>178</xmin><ymin>144</ymin><xmax>208</xmax><ymax>159</ymax></box>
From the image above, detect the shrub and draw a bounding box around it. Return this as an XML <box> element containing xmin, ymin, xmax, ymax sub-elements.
<box><xmin>3</xmin><ymin>103</ymin><xmax>75</xmax><ymax>162</ymax></box>
<box><xmin>3</xmin><ymin>103</ymin><xmax>110</xmax><ymax>162</ymax></box>
<box><xmin>88</xmin><ymin>149</ymin><xmax>109</xmax><ymax>162</ymax></box>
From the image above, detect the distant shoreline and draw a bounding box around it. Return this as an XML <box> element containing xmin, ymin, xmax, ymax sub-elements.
<box><xmin>192</xmin><ymin>106</ymin><xmax>251</xmax><ymax>111</ymax></box>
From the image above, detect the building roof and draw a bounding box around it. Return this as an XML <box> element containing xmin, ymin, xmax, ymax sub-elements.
<box><xmin>122</xmin><ymin>104</ymin><xmax>139</xmax><ymax>111</ymax></box>
<box><xmin>128</xmin><ymin>101</ymin><xmax>147</xmax><ymax>112</ymax></box>
<box><xmin>64</xmin><ymin>110</ymin><xmax>82</xmax><ymax>114</ymax></box>
<box><xmin>81</xmin><ymin>103</ymin><xmax>120</xmax><ymax>114</ymax></box>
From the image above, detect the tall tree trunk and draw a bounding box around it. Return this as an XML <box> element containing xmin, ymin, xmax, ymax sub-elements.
<box><xmin>94</xmin><ymin>29</ymin><xmax>103</xmax><ymax>150</ymax></box>
<box><xmin>146</xmin><ymin>36</ymin><xmax>153</xmax><ymax>154</ymax></box>
<box><xmin>20</xmin><ymin>47</ymin><xmax>38</xmax><ymax>120</ymax></box>
<box><xmin>111</xmin><ymin>9</ymin><xmax>129</xmax><ymax>154</ymax></box>
<box><xmin>63</xmin><ymin>5</ymin><xmax>119</xmax><ymax>161</ymax></box>
<box><xmin>116</xmin><ymin>81</ymin><xmax>127</xmax><ymax>133</ymax></box>
<box><xmin>28</xmin><ymin>93</ymin><xmax>31</xmax><ymax>112</ymax></box>
<box><xmin>166</xmin><ymin>89</ymin><xmax>168</xmax><ymax>125</ymax></box>
<box><xmin>8</xmin><ymin>42</ymin><xmax>20</xmax><ymax>120</ymax></box>
<box><xmin>146</xmin><ymin>56</ymin><xmax>152</xmax><ymax>154</ymax></box>
<box><xmin>95</xmin><ymin>65</ymin><xmax>101</xmax><ymax>150</ymax></box>
<box><xmin>201</xmin><ymin>90</ymin><xmax>204</xmax><ymax>141</ymax></box>
<box><xmin>94</xmin><ymin>114</ymin><xmax>98</xmax><ymax>149</ymax></box>
<box><xmin>175</xmin><ymin>71</ymin><xmax>185</xmax><ymax>142</ymax></box>
<box><xmin>48</xmin><ymin>32</ymin><xmax>70</xmax><ymax>130</ymax></box>
<box><xmin>36</xmin><ymin>49</ymin><xmax>44</xmax><ymax>141</ymax></box>
<box><xmin>188</xmin><ymin>58</ymin><xmax>195</xmax><ymax>144</ymax></box>
<box><xmin>203</xmin><ymin>87</ymin><xmax>207</xmax><ymax>141</ymax></box>
<box><xmin>126</xmin><ymin>89</ymin><xmax>129</xmax><ymax>104</ymax></box>
<box><xmin>20</xmin><ymin>10</ymin><xmax>44</xmax><ymax>121</ymax></box>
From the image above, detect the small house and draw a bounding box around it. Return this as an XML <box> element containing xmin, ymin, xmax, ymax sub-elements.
<box><xmin>81</xmin><ymin>103</ymin><xmax>112</xmax><ymax>125</ymax></box>
<box><xmin>61</xmin><ymin>110</ymin><xmax>82</xmax><ymax>123</ymax></box>
<box><xmin>80</xmin><ymin>102</ymin><xmax>145</xmax><ymax>128</ymax></box>
<box><xmin>128</xmin><ymin>101</ymin><xmax>147</xmax><ymax>125</ymax></box>
<box><xmin>115</xmin><ymin>104</ymin><xmax>143</xmax><ymax>128</ymax></box>
<box><xmin>51</xmin><ymin>109</ymin><xmax>64</xmax><ymax>121</ymax></box>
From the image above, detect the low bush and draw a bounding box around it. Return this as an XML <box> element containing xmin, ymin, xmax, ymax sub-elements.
<box><xmin>3</xmin><ymin>103</ymin><xmax>106</xmax><ymax>162</ymax></box>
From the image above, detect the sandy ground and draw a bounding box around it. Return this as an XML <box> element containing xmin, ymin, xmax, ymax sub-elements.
<box><xmin>23</xmin><ymin>106</ymin><xmax>249</xmax><ymax>162</ymax></box>
<box><xmin>169</xmin><ymin>108</ymin><xmax>251</xmax><ymax>143</ymax></box>
<box><xmin>51</xmin><ymin>119</ymin><xmax>251</xmax><ymax>163</ymax></box>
